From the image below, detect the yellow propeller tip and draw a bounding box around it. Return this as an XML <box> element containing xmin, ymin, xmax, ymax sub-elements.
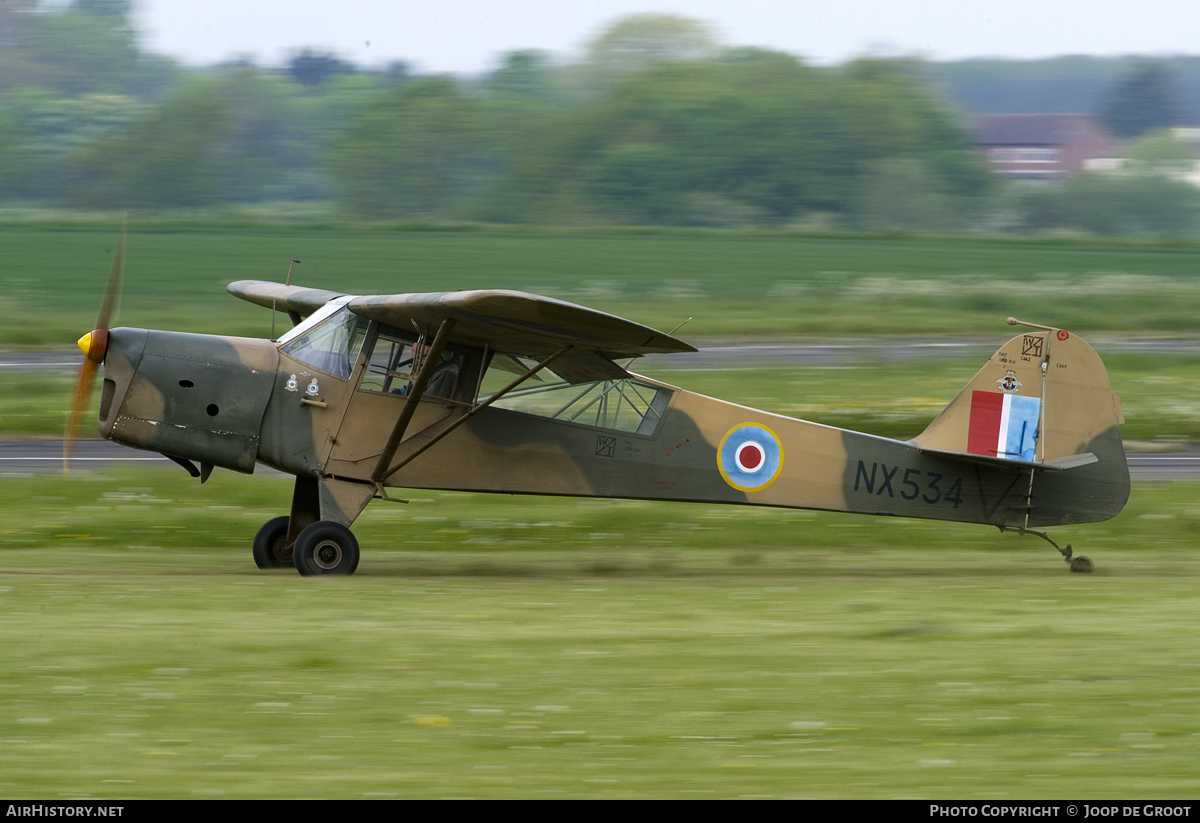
<box><xmin>76</xmin><ymin>332</ymin><xmax>93</xmax><ymax>358</ymax></box>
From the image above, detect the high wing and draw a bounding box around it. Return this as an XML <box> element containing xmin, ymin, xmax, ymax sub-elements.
<box><xmin>227</xmin><ymin>280</ymin><xmax>697</xmax><ymax>383</ymax></box>
<box><xmin>227</xmin><ymin>281</ymin><xmax>347</xmax><ymax>317</ymax></box>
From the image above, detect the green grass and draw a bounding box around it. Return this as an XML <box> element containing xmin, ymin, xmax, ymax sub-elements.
<box><xmin>8</xmin><ymin>222</ymin><xmax>1200</xmax><ymax>797</ymax></box>
<box><xmin>7</xmin><ymin>223</ymin><xmax>1200</xmax><ymax>346</ymax></box>
<box><xmin>2</xmin><ymin>469</ymin><xmax>1200</xmax><ymax>798</ymax></box>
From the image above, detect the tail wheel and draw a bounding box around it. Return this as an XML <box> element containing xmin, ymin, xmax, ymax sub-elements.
<box><xmin>252</xmin><ymin>516</ymin><xmax>292</xmax><ymax>569</ymax></box>
<box><xmin>294</xmin><ymin>521</ymin><xmax>360</xmax><ymax>576</ymax></box>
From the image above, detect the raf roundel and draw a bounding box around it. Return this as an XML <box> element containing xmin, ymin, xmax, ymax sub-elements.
<box><xmin>718</xmin><ymin>423</ymin><xmax>783</xmax><ymax>492</ymax></box>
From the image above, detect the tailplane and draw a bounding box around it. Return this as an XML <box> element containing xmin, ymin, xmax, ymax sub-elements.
<box><xmin>912</xmin><ymin>320</ymin><xmax>1128</xmax><ymax>526</ymax></box>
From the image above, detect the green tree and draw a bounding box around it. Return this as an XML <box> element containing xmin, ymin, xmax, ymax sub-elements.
<box><xmin>1125</xmin><ymin>128</ymin><xmax>1196</xmax><ymax>176</ymax></box>
<box><xmin>584</xmin><ymin>142</ymin><xmax>683</xmax><ymax>223</ymax></box>
<box><xmin>585</xmin><ymin>14</ymin><xmax>717</xmax><ymax>77</ymax></box>
<box><xmin>1098</xmin><ymin>64</ymin><xmax>1187</xmax><ymax>138</ymax></box>
<box><xmin>73</xmin><ymin>0</ymin><xmax>133</xmax><ymax>15</ymax></box>
<box><xmin>0</xmin><ymin>0</ymin><xmax>178</xmax><ymax>97</ymax></box>
<box><xmin>65</xmin><ymin>68</ymin><xmax>341</xmax><ymax>207</ymax></box>
<box><xmin>328</xmin><ymin>78</ymin><xmax>494</xmax><ymax>219</ymax></box>
<box><xmin>0</xmin><ymin>0</ymin><xmax>38</xmax><ymax>48</ymax></box>
<box><xmin>485</xmin><ymin>51</ymin><xmax>989</xmax><ymax>227</ymax></box>
<box><xmin>856</xmin><ymin>158</ymin><xmax>961</xmax><ymax>231</ymax></box>
<box><xmin>486</xmin><ymin>50</ymin><xmax>559</xmax><ymax>102</ymax></box>
<box><xmin>68</xmin><ymin>79</ymin><xmax>231</xmax><ymax>208</ymax></box>
<box><xmin>1</xmin><ymin>2</ymin><xmax>135</xmax><ymax>95</ymax></box>
<box><xmin>0</xmin><ymin>105</ymin><xmax>27</xmax><ymax>199</ymax></box>
<box><xmin>207</xmin><ymin>68</ymin><xmax>328</xmax><ymax>201</ymax></box>
<box><xmin>288</xmin><ymin>50</ymin><xmax>357</xmax><ymax>87</ymax></box>
<box><xmin>0</xmin><ymin>88</ymin><xmax>146</xmax><ymax>202</ymax></box>
<box><xmin>292</xmin><ymin>72</ymin><xmax>391</xmax><ymax>146</ymax></box>
<box><xmin>1018</xmin><ymin>172</ymin><xmax>1200</xmax><ymax>237</ymax></box>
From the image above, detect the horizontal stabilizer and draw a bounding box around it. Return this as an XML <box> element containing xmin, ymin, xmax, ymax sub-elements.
<box><xmin>918</xmin><ymin>447</ymin><xmax>1097</xmax><ymax>472</ymax></box>
<box><xmin>1043</xmin><ymin>453</ymin><xmax>1100</xmax><ymax>470</ymax></box>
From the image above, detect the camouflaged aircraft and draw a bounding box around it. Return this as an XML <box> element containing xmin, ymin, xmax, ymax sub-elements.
<box><xmin>67</xmin><ymin>233</ymin><xmax>1129</xmax><ymax>575</ymax></box>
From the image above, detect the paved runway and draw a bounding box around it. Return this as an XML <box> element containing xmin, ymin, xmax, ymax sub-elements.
<box><xmin>1127</xmin><ymin>452</ymin><xmax>1200</xmax><ymax>480</ymax></box>
<box><xmin>6</xmin><ymin>440</ymin><xmax>173</xmax><ymax>472</ymax></box>
<box><xmin>7</xmin><ymin>440</ymin><xmax>1199</xmax><ymax>481</ymax></box>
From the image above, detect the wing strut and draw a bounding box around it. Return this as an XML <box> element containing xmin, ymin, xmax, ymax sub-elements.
<box><xmin>375</xmin><ymin>345</ymin><xmax>571</xmax><ymax>487</ymax></box>
<box><xmin>370</xmin><ymin>319</ymin><xmax>457</xmax><ymax>484</ymax></box>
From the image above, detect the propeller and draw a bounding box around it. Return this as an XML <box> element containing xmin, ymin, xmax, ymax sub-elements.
<box><xmin>64</xmin><ymin>221</ymin><xmax>125</xmax><ymax>474</ymax></box>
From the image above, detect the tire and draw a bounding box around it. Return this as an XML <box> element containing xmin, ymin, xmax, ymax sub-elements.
<box><xmin>294</xmin><ymin>521</ymin><xmax>360</xmax><ymax>576</ymax></box>
<box><xmin>252</xmin><ymin>516</ymin><xmax>292</xmax><ymax>569</ymax></box>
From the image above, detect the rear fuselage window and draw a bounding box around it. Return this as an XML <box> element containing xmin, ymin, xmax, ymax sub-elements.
<box><xmin>480</xmin><ymin>354</ymin><xmax>672</xmax><ymax>435</ymax></box>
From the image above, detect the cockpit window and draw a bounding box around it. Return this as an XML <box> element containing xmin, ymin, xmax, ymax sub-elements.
<box><xmin>359</xmin><ymin>329</ymin><xmax>467</xmax><ymax>399</ymax></box>
<box><xmin>359</xmin><ymin>329</ymin><xmax>419</xmax><ymax>394</ymax></box>
<box><xmin>280</xmin><ymin>307</ymin><xmax>369</xmax><ymax>379</ymax></box>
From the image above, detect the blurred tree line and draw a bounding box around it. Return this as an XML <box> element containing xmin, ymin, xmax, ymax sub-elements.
<box><xmin>1</xmin><ymin>3</ymin><xmax>1199</xmax><ymax>236</ymax></box>
<box><xmin>922</xmin><ymin>55</ymin><xmax>1200</xmax><ymax>129</ymax></box>
<box><xmin>924</xmin><ymin>56</ymin><xmax>1200</xmax><ymax>236</ymax></box>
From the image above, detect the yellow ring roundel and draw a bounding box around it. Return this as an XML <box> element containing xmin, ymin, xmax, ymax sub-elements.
<box><xmin>717</xmin><ymin>423</ymin><xmax>783</xmax><ymax>492</ymax></box>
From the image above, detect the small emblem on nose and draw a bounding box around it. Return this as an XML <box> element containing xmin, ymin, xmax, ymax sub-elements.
<box><xmin>306</xmin><ymin>379</ymin><xmax>320</xmax><ymax>396</ymax></box>
<box><xmin>285</xmin><ymin>374</ymin><xmax>298</xmax><ymax>392</ymax></box>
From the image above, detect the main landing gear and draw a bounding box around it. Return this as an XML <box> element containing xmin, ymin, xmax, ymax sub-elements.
<box><xmin>293</xmin><ymin>521</ymin><xmax>360</xmax><ymax>576</ymax></box>
<box><xmin>999</xmin><ymin>525</ymin><xmax>1093</xmax><ymax>573</ymax></box>
<box><xmin>252</xmin><ymin>516</ymin><xmax>292</xmax><ymax>569</ymax></box>
<box><xmin>252</xmin><ymin>517</ymin><xmax>361</xmax><ymax>576</ymax></box>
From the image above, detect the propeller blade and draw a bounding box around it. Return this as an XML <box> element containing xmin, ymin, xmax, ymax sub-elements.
<box><xmin>63</xmin><ymin>357</ymin><xmax>98</xmax><ymax>473</ymax></box>
<box><xmin>96</xmin><ymin>219</ymin><xmax>125</xmax><ymax>332</ymax></box>
<box><xmin>63</xmin><ymin>221</ymin><xmax>126</xmax><ymax>475</ymax></box>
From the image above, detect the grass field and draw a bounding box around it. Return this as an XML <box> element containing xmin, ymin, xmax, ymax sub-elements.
<box><xmin>5</xmin><ymin>223</ymin><xmax>1200</xmax><ymax>798</ymax></box>
<box><xmin>1</xmin><ymin>469</ymin><xmax>1199</xmax><ymax>798</ymax></box>
<box><xmin>5</xmin><ymin>223</ymin><xmax>1200</xmax><ymax>346</ymax></box>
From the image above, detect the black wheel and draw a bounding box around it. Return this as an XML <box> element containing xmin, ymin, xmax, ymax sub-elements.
<box><xmin>1070</xmin><ymin>555</ymin><xmax>1094</xmax><ymax>574</ymax></box>
<box><xmin>252</xmin><ymin>516</ymin><xmax>292</xmax><ymax>569</ymax></box>
<box><xmin>294</xmin><ymin>521</ymin><xmax>360</xmax><ymax>576</ymax></box>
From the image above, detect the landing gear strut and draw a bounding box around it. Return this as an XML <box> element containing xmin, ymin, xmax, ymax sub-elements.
<box><xmin>999</xmin><ymin>525</ymin><xmax>1093</xmax><ymax>573</ymax></box>
<box><xmin>252</xmin><ymin>477</ymin><xmax>368</xmax><ymax>575</ymax></box>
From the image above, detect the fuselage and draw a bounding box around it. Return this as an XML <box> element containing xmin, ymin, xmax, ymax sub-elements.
<box><xmin>97</xmin><ymin>318</ymin><xmax>1129</xmax><ymax>533</ymax></box>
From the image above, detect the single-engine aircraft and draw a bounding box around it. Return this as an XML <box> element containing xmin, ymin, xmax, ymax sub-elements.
<box><xmin>66</xmin><ymin>230</ymin><xmax>1129</xmax><ymax>575</ymax></box>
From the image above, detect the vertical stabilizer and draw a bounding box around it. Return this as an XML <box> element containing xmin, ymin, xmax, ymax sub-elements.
<box><xmin>914</xmin><ymin>326</ymin><xmax>1123</xmax><ymax>462</ymax></box>
<box><xmin>912</xmin><ymin>324</ymin><xmax>1128</xmax><ymax>526</ymax></box>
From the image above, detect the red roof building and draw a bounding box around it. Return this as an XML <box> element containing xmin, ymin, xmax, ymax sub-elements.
<box><xmin>973</xmin><ymin>114</ymin><xmax>1123</xmax><ymax>180</ymax></box>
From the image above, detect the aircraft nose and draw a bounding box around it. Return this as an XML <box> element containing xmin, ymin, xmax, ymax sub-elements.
<box><xmin>77</xmin><ymin>329</ymin><xmax>108</xmax><ymax>364</ymax></box>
